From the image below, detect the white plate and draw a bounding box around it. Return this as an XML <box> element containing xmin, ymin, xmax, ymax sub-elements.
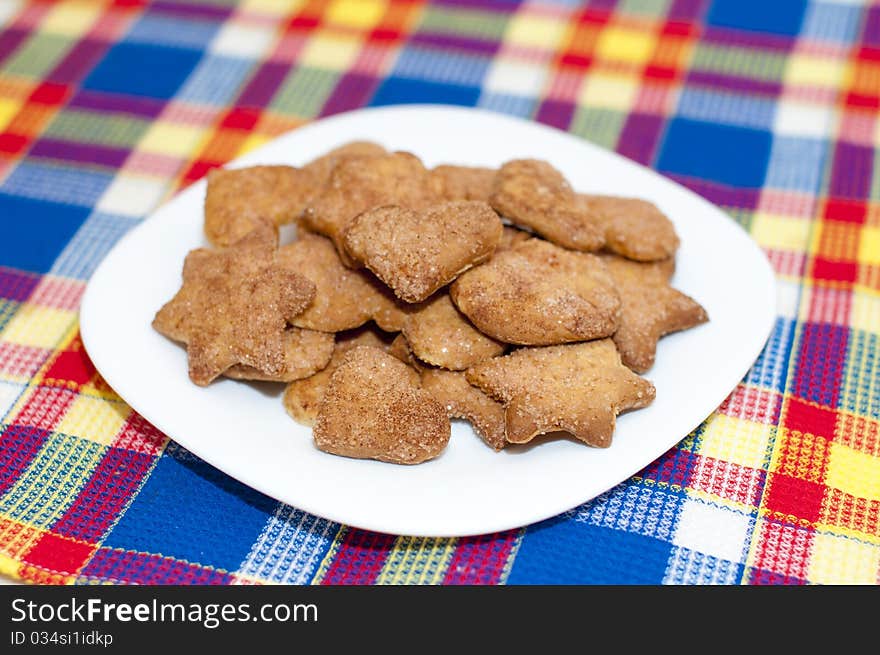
<box><xmin>80</xmin><ymin>105</ymin><xmax>776</xmax><ymax>537</ymax></box>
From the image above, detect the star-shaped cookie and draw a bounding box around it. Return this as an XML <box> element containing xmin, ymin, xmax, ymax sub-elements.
<box><xmin>466</xmin><ymin>339</ymin><xmax>655</xmax><ymax>447</ymax></box>
<box><xmin>601</xmin><ymin>254</ymin><xmax>708</xmax><ymax>373</ymax></box>
<box><xmin>152</xmin><ymin>225</ymin><xmax>316</xmax><ymax>386</ymax></box>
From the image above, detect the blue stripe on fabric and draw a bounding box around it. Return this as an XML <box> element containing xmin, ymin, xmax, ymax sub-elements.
<box><xmin>102</xmin><ymin>442</ymin><xmax>276</xmax><ymax>572</ymax></box>
<box><xmin>508</xmin><ymin>517</ymin><xmax>674</xmax><ymax>584</ymax></box>
<box><xmin>706</xmin><ymin>0</ymin><xmax>807</xmax><ymax>36</ymax></box>
<box><xmin>1</xmin><ymin>162</ymin><xmax>114</xmax><ymax>209</ymax></box>
<box><xmin>175</xmin><ymin>54</ymin><xmax>254</xmax><ymax>105</ymax></box>
<box><xmin>50</xmin><ymin>211</ymin><xmax>139</xmax><ymax>281</ymax></box>
<box><xmin>236</xmin><ymin>505</ymin><xmax>338</xmax><ymax>585</ymax></box>
<box><xmin>477</xmin><ymin>91</ymin><xmax>537</xmax><ymax>119</ymax></box>
<box><xmin>764</xmin><ymin>136</ymin><xmax>828</xmax><ymax>194</ymax></box>
<box><xmin>370</xmin><ymin>76</ymin><xmax>481</xmax><ymax>107</ymax></box>
<box><xmin>798</xmin><ymin>2</ymin><xmax>861</xmax><ymax>44</ymax></box>
<box><xmin>567</xmin><ymin>480</ymin><xmax>686</xmax><ymax>541</ymax></box>
<box><xmin>744</xmin><ymin>318</ymin><xmax>797</xmax><ymax>394</ymax></box>
<box><xmin>0</xmin><ymin>193</ymin><xmax>91</xmax><ymax>274</ymax></box>
<box><xmin>677</xmin><ymin>87</ymin><xmax>777</xmax><ymax>132</ymax></box>
<box><xmin>663</xmin><ymin>546</ymin><xmax>746</xmax><ymax>584</ymax></box>
<box><xmin>392</xmin><ymin>46</ymin><xmax>491</xmax><ymax>87</ymax></box>
<box><xmin>126</xmin><ymin>14</ymin><xmax>222</xmax><ymax>50</ymax></box>
<box><xmin>657</xmin><ymin>118</ymin><xmax>771</xmax><ymax>188</ymax></box>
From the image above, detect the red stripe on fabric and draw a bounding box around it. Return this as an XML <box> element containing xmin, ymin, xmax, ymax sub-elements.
<box><xmin>813</xmin><ymin>257</ymin><xmax>857</xmax><ymax>283</ymax></box>
<box><xmin>823</xmin><ymin>488</ymin><xmax>880</xmax><ymax>536</ymax></box>
<box><xmin>834</xmin><ymin>414</ymin><xmax>879</xmax><ymax>456</ymax></box>
<box><xmin>0</xmin><ymin>133</ymin><xmax>29</xmax><ymax>156</ymax></box>
<box><xmin>442</xmin><ymin>530</ymin><xmax>518</xmax><ymax>584</ymax></box>
<box><xmin>181</xmin><ymin>159</ymin><xmax>223</xmax><ymax>187</ymax></box>
<box><xmin>0</xmin><ymin>343</ymin><xmax>51</xmax><ymax>379</ymax></box>
<box><xmin>42</xmin><ymin>335</ymin><xmax>96</xmax><ymax>390</ymax></box>
<box><xmin>27</xmin><ymin>276</ymin><xmax>85</xmax><ymax>311</ymax></box>
<box><xmin>785</xmin><ymin>398</ymin><xmax>838</xmax><ymax>440</ymax></box>
<box><xmin>51</xmin><ymin>447</ymin><xmax>157</xmax><ymax>542</ymax></box>
<box><xmin>823</xmin><ymin>199</ymin><xmax>867</xmax><ymax>224</ymax></box>
<box><xmin>717</xmin><ymin>385</ymin><xmax>782</xmax><ymax>424</ymax></box>
<box><xmin>12</xmin><ymin>386</ymin><xmax>76</xmax><ymax>431</ymax></box>
<box><xmin>690</xmin><ymin>454</ymin><xmax>767</xmax><ymax>506</ymax></box>
<box><xmin>29</xmin><ymin>82</ymin><xmax>70</xmax><ymax>106</ymax></box>
<box><xmin>805</xmin><ymin>285</ymin><xmax>852</xmax><ymax>326</ymax></box>
<box><xmin>113</xmin><ymin>411</ymin><xmax>167</xmax><ymax>456</ymax></box>
<box><xmin>319</xmin><ymin>529</ymin><xmax>395</xmax><ymax>584</ymax></box>
<box><xmin>750</xmin><ymin>519</ymin><xmax>813</xmax><ymax>583</ymax></box>
<box><xmin>763</xmin><ymin>472</ymin><xmax>827</xmax><ymax>524</ymax></box>
<box><xmin>220</xmin><ymin>107</ymin><xmax>261</xmax><ymax>131</ymax></box>
<box><xmin>21</xmin><ymin>532</ymin><xmax>95</xmax><ymax>579</ymax></box>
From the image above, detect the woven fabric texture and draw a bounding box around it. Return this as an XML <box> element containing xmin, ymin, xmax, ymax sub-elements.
<box><xmin>0</xmin><ymin>0</ymin><xmax>878</xmax><ymax>585</ymax></box>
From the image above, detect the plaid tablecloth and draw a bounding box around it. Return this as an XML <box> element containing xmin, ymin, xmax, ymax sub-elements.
<box><xmin>0</xmin><ymin>0</ymin><xmax>877</xmax><ymax>586</ymax></box>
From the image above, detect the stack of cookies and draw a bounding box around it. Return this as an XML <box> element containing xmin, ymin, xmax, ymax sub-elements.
<box><xmin>153</xmin><ymin>142</ymin><xmax>708</xmax><ymax>465</ymax></box>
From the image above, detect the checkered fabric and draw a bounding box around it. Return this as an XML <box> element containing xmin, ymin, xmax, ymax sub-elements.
<box><xmin>0</xmin><ymin>0</ymin><xmax>877</xmax><ymax>586</ymax></box>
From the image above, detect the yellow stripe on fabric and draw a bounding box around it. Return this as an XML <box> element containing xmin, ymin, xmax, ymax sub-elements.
<box><xmin>41</xmin><ymin>0</ymin><xmax>106</xmax><ymax>37</ymax></box>
<box><xmin>240</xmin><ymin>0</ymin><xmax>305</xmax><ymax>14</ymax></box>
<box><xmin>0</xmin><ymin>519</ymin><xmax>44</xmax><ymax>560</ymax></box>
<box><xmin>55</xmin><ymin>395</ymin><xmax>130</xmax><ymax>447</ymax></box>
<box><xmin>750</xmin><ymin>213</ymin><xmax>811</xmax><ymax>252</ymax></box>
<box><xmin>859</xmin><ymin>227</ymin><xmax>880</xmax><ymax>266</ymax></box>
<box><xmin>496</xmin><ymin>527</ymin><xmax>527</xmax><ymax>585</ymax></box>
<box><xmin>848</xmin><ymin>289</ymin><xmax>880</xmax><ymax>334</ymax></box>
<box><xmin>825</xmin><ymin>442</ymin><xmax>880</xmax><ymax>501</ymax></box>
<box><xmin>0</xmin><ymin>98</ymin><xmax>20</xmax><ymax>132</ymax></box>
<box><xmin>1</xmin><ymin>305</ymin><xmax>76</xmax><ymax>349</ymax></box>
<box><xmin>0</xmin><ymin>433</ymin><xmax>105</xmax><ymax>528</ymax></box>
<box><xmin>374</xmin><ymin>537</ymin><xmax>458</xmax><ymax>585</ymax></box>
<box><xmin>697</xmin><ymin>413</ymin><xmax>774</xmax><ymax>470</ymax></box>
<box><xmin>0</xmin><ymin>551</ymin><xmax>22</xmax><ymax>580</ymax></box>
<box><xmin>309</xmin><ymin>526</ymin><xmax>348</xmax><ymax>585</ymax></box>
<box><xmin>807</xmin><ymin>532</ymin><xmax>880</xmax><ymax>584</ymax></box>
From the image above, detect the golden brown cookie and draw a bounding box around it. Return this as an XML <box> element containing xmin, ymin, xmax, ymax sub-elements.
<box><xmin>429</xmin><ymin>165</ymin><xmax>496</xmax><ymax>202</ymax></box>
<box><xmin>343</xmin><ymin>200</ymin><xmax>503</xmax><ymax>303</ymax></box>
<box><xmin>490</xmin><ymin>159</ymin><xmax>604</xmax><ymax>252</ymax></box>
<box><xmin>387</xmin><ymin>333</ymin><xmax>423</xmax><ymax>370</ymax></box>
<box><xmin>420</xmin><ymin>368</ymin><xmax>506</xmax><ymax>451</ymax></box>
<box><xmin>225</xmin><ymin>327</ymin><xmax>334</xmax><ymax>382</ymax></box>
<box><xmin>497</xmin><ymin>226</ymin><xmax>533</xmax><ymax>252</ymax></box>
<box><xmin>466</xmin><ymin>339</ymin><xmax>655</xmax><ymax>447</ymax></box>
<box><xmin>277</xmin><ymin>232</ymin><xmax>409</xmax><ymax>332</ymax></box>
<box><xmin>601</xmin><ymin>254</ymin><xmax>708</xmax><ymax>373</ymax></box>
<box><xmin>402</xmin><ymin>293</ymin><xmax>504</xmax><ymax>370</ymax></box>
<box><xmin>450</xmin><ymin>238</ymin><xmax>620</xmax><ymax>345</ymax></box>
<box><xmin>204</xmin><ymin>165</ymin><xmax>315</xmax><ymax>248</ymax></box>
<box><xmin>153</xmin><ymin>225</ymin><xmax>316</xmax><ymax>386</ymax></box>
<box><xmin>313</xmin><ymin>346</ymin><xmax>450</xmax><ymax>464</ymax></box>
<box><xmin>302</xmin><ymin>141</ymin><xmax>387</xmax><ymax>182</ymax></box>
<box><xmin>300</xmin><ymin>151</ymin><xmax>437</xmax><ymax>266</ymax></box>
<box><xmin>282</xmin><ymin>326</ymin><xmax>394</xmax><ymax>426</ymax></box>
<box><xmin>580</xmin><ymin>195</ymin><xmax>679</xmax><ymax>261</ymax></box>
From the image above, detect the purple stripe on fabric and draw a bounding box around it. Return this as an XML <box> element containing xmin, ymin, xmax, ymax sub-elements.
<box><xmin>863</xmin><ymin>6</ymin><xmax>880</xmax><ymax>47</ymax></box>
<box><xmin>320</xmin><ymin>73</ymin><xmax>380</xmax><ymax>117</ymax></box>
<box><xmin>666</xmin><ymin>173</ymin><xmax>762</xmax><ymax>210</ymax></box>
<box><xmin>0</xmin><ymin>267</ymin><xmax>40</xmax><ymax>302</ymax></box>
<box><xmin>0</xmin><ymin>27</ymin><xmax>27</xmax><ymax>66</ymax></box>
<box><xmin>535</xmin><ymin>99</ymin><xmax>574</xmax><ymax>131</ymax></box>
<box><xmin>685</xmin><ymin>70</ymin><xmax>783</xmax><ymax>97</ymax></box>
<box><xmin>668</xmin><ymin>0</ymin><xmax>707</xmax><ymax>22</ymax></box>
<box><xmin>29</xmin><ymin>138</ymin><xmax>130</xmax><ymax>168</ymax></box>
<box><xmin>829</xmin><ymin>142</ymin><xmax>873</xmax><ymax>199</ymax></box>
<box><xmin>430</xmin><ymin>0</ymin><xmax>522</xmax><ymax>11</ymax></box>
<box><xmin>618</xmin><ymin>113</ymin><xmax>665</xmax><ymax>166</ymax></box>
<box><xmin>410</xmin><ymin>32</ymin><xmax>500</xmax><ymax>57</ymax></box>
<box><xmin>237</xmin><ymin>61</ymin><xmax>289</xmax><ymax>108</ymax></box>
<box><xmin>67</xmin><ymin>89</ymin><xmax>166</xmax><ymax>119</ymax></box>
<box><xmin>702</xmin><ymin>26</ymin><xmax>796</xmax><ymax>52</ymax></box>
<box><xmin>148</xmin><ymin>1</ymin><xmax>232</xmax><ymax>21</ymax></box>
<box><xmin>46</xmin><ymin>39</ymin><xmax>110</xmax><ymax>85</ymax></box>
